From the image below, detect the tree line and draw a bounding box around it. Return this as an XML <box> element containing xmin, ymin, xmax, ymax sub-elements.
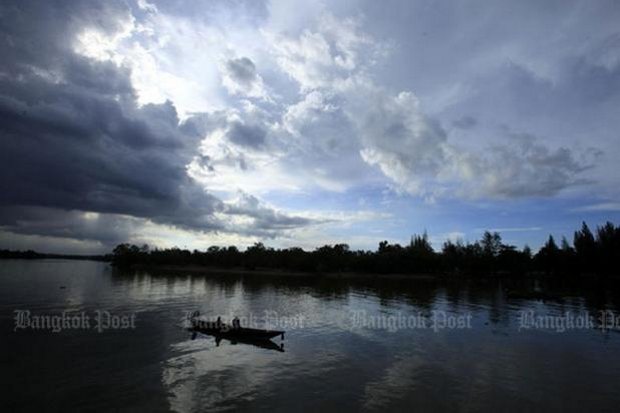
<box><xmin>0</xmin><ymin>249</ymin><xmax>108</xmax><ymax>261</ymax></box>
<box><xmin>110</xmin><ymin>221</ymin><xmax>620</xmax><ymax>277</ymax></box>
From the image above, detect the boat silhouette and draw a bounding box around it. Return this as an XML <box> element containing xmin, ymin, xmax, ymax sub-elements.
<box><xmin>188</xmin><ymin>311</ymin><xmax>285</xmax><ymax>352</ymax></box>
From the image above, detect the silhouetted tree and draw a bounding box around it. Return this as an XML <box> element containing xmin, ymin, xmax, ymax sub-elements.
<box><xmin>596</xmin><ymin>221</ymin><xmax>620</xmax><ymax>275</ymax></box>
<box><xmin>535</xmin><ymin>235</ymin><xmax>560</xmax><ymax>274</ymax></box>
<box><xmin>574</xmin><ymin>221</ymin><xmax>596</xmax><ymax>274</ymax></box>
<box><xmin>106</xmin><ymin>221</ymin><xmax>618</xmax><ymax>277</ymax></box>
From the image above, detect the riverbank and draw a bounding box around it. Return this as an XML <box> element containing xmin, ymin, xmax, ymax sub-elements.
<box><xmin>129</xmin><ymin>263</ymin><xmax>439</xmax><ymax>281</ymax></box>
<box><xmin>122</xmin><ymin>263</ymin><xmax>619</xmax><ymax>283</ymax></box>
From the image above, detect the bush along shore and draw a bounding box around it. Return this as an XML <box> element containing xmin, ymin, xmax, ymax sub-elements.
<box><xmin>108</xmin><ymin>222</ymin><xmax>620</xmax><ymax>278</ymax></box>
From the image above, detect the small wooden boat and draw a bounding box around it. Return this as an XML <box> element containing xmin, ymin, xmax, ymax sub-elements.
<box><xmin>212</xmin><ymin>334</ymin><xmax>284</xmax><ymax>352</ymax></box>
<box><xmin>189</xmin><ymin>312</ymin><xmax>284</xmax><ymax>340</ymax></box>
<box><xmin>189</xmin><ymin>326</ymin><xmax>285</xmax><ymax>352</ymax></box>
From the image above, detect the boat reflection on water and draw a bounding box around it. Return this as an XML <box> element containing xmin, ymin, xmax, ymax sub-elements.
<box><xmin>190</xmin><ymin>330</ymin><xmax>285</xmax><ymax>352</ymax></box>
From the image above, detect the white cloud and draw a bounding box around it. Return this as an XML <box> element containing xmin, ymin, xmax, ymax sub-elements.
<box><xmin>572</xmin><ymin>202</ymin><xmax>620</xmax><ymax>212</ymax></box>
<box><xmin>263</xmin><ymin>11</ymin><xmax>594</xmax><ymax>200</ymax></box>
<box><xmin>72</xmin><ymin>3</ymin><xmax>256</xmax><ymax>117</ymax></box>
<box><xmin>136</xmin><ymin>0</ymin><xmax>157</xmax><ymax>13</ymax></box>
<box><xmin>350</xmin><ymin>88</ymin><xmax>449</xmax><ymax>197</ymax></box>
<box><xmin>71</xmin><ymin>4</ymin><xmax>595</xmax><ymax>203</ymax></box>
<box><xmin>485</xmin><ymin>227</ymin><xmax>543</xmax><ymax>233</ymax></box>
<box><xmin>429</xmin><ymin>231</ymin><xmax>466</xmax><ymax>248</ymax></box>
<box><xmin>266</xmin><ymin>13</ymin><xmax>383</xmax><ymax>91</ymax></box>
<box><xmin>74</xmin><ymin>11</ymin><xmax>136</xmax><ymax>62</ymax></box>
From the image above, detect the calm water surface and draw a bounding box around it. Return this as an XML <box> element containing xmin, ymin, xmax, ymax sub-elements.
<box><xmin>1</xmin><ymin>260</ymin><xmax>620</xmax><ymax>412</ymax></box>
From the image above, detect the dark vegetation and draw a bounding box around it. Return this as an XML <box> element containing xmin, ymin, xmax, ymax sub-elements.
<box><xmin>109</xmin><ymin>222</ymin><xmax>620</xmax><ymax>277</ymax></box>
<box><xmin>0</xmin><ymin>250</ymin><xmax>109</xmax><ymax>261</ymax></box>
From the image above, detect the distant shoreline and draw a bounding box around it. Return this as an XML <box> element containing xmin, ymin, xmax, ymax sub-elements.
<box><xmin>0</xmin><ymin>254</ymin><xmax>109</xmax><ymax>262</ymax></box>
<box><xmin>4</xmin><ymin>258</ymin><xmax>617</xmax><ymax>284</ymax></box>
<box><xmin>129</xmin><ymin>263</ymin><xmax>440</xmax><ymax>280</ymax></box>
<box><xmin>127</xmin><ymin>263</ymin><xmax>605</xmax><ymax>281</ymax></box>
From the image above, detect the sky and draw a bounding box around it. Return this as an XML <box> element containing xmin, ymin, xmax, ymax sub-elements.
<box><xmin>0</xmin><ymin>0</ymin><xmax>619</xmax><ymax>254</ymax></box>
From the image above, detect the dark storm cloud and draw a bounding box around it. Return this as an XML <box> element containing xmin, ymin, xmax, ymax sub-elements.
<box><xmin>221</xmin><ymin>56</ymin><xmax>267</xmax><ymax>98</ymax></box>
<box><xmin>0</xmin><ymin>206</ymin><xmax>137</xmax><ymax>245</ymax></box>
<box><xmin>226</xmin><ymin>57</ymin><xmax>258</xmax><ymax>85</ymax></box>
<box><xmin>0</xmin><ymin>61</ymin><xmax>219</xmax><ymax>230</ymax></box>
<box><xmin>227</xmin><ymin>121</ymin><xmax>266</xmax><ymax>148</ymax></box>
<box><xmin>0</xmin><ymin>0</ymin><xmax>314</xmax><ymax>246</ymax></box>
<box><xmin>224</xmin><ymin>193</ymin><xmax>323</xmax><ymax>234</ymax></box>
<box><xmin>0</xmin><ymin>0</ymin><xmax>132</xmax><ymax>74</ymax></box>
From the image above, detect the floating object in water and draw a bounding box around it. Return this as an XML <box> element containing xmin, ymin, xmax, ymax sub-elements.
<box><xmin>189</xmin><ymin>312</ymin><xmax>284</xmax><ymax>340</ymax></box>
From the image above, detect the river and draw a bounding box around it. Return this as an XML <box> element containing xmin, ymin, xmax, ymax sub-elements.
<box><xmin>1</xmin><ymin>259</ymin><xmax>619</xmax><ymax>412</ymax></box>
